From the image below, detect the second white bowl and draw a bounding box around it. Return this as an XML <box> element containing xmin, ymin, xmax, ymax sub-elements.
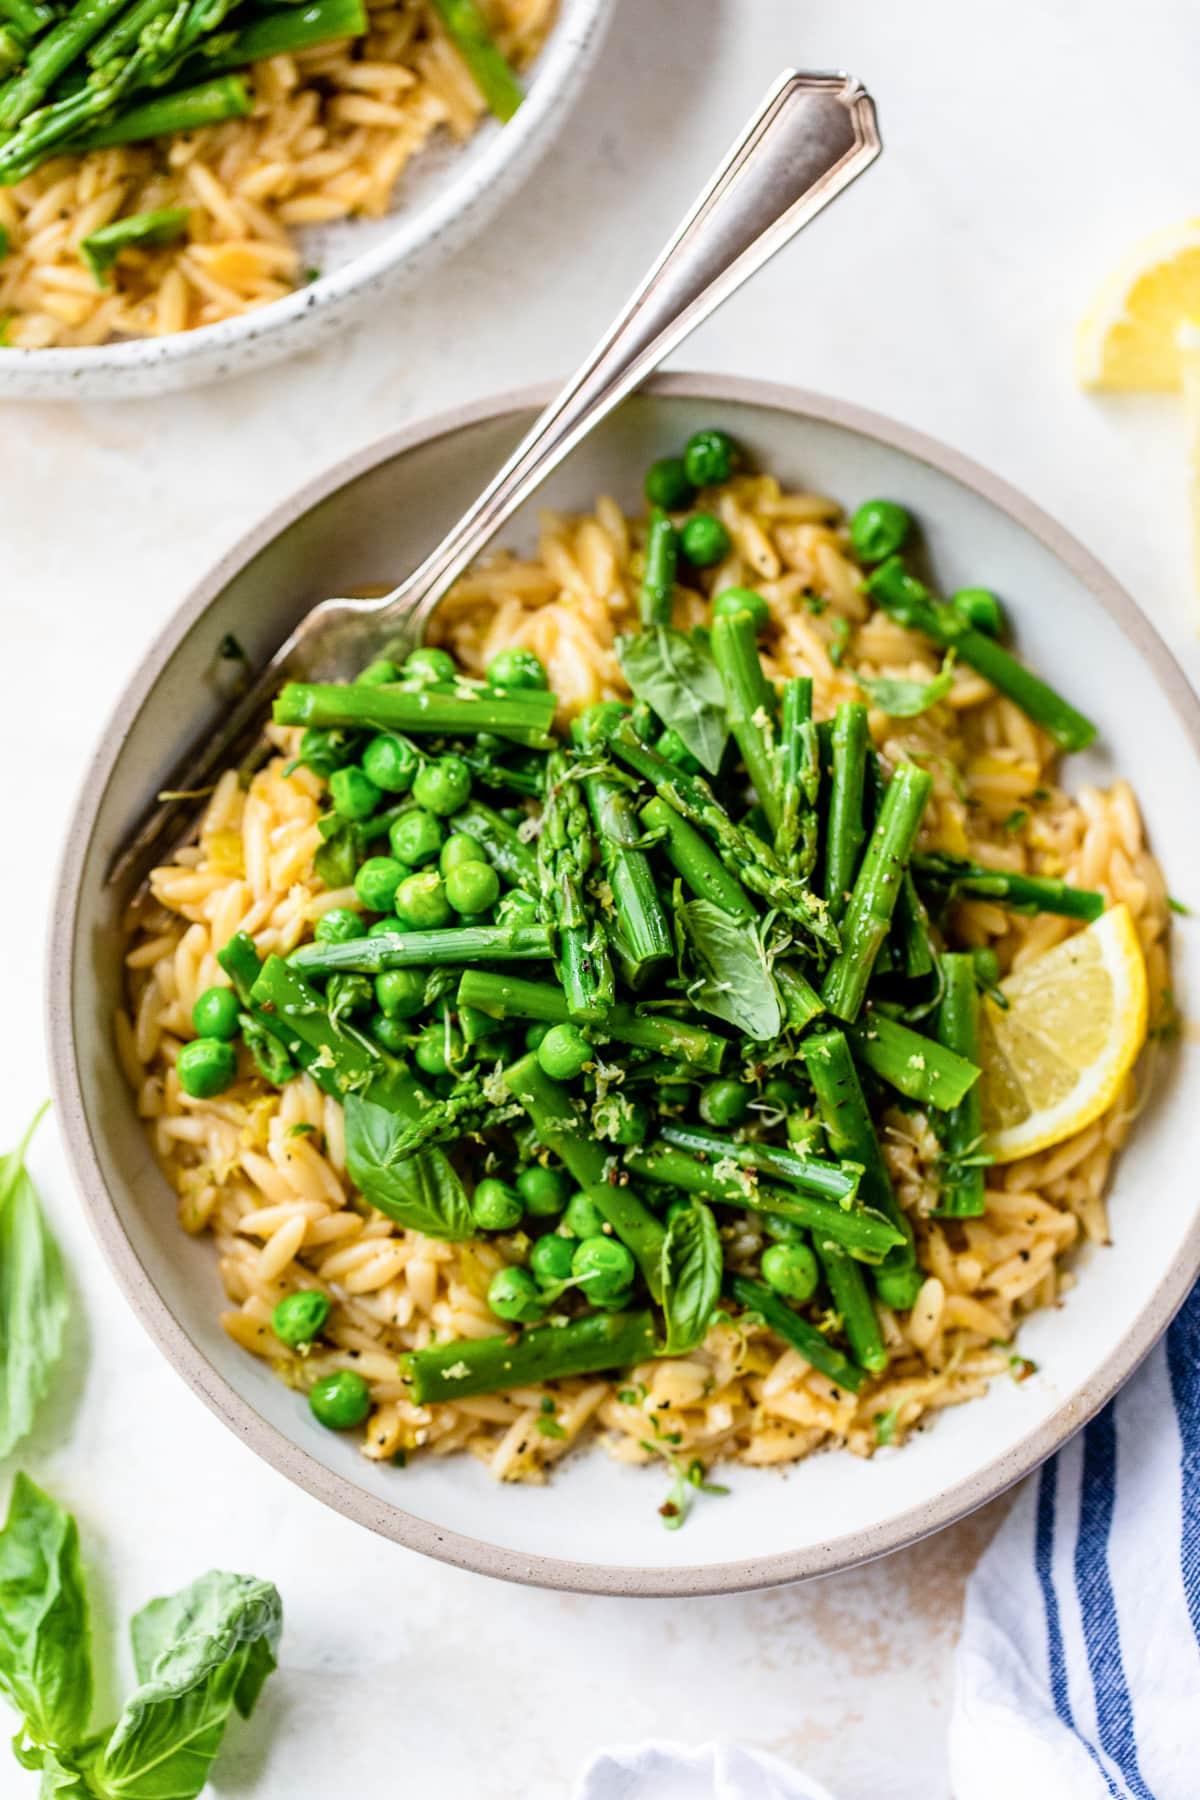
<box><xmin>0</xmin><ymin>0</ymin><xmax>614</xmax><ymax>400</ymax></box>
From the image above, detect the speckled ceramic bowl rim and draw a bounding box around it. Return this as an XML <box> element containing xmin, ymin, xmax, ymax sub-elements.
<box><xmin>0</xmin><ymin>0</ymin><xmax>614</xmax><ymax>399</ymax></box>
<box><xmin>47</xmin><ymin>373</ymin><xmax>1200</xmax><ymax>1596</ymax></box>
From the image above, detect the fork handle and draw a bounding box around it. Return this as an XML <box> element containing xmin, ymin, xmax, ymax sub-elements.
<box><xmin>389</xmin><ymin>68</ymin><xmax>881</xmax><ymax>640</ymax></box>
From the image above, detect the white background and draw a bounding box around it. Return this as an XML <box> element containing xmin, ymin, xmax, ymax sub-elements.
<box><xmin>4</xmin><ymin>1</ymin><xmax>1199</xmax><ymax>1794</ymax></box>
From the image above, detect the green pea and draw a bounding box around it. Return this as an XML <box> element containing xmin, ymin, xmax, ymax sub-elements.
<box><xmin>313</xmin><ymin>907</ymin><xmax>365</xmax><ymax>945</ymax></box>
<box><xmin>329</xmin><ymin>765</ymin><xmax>381</xmax><ymax>822</ymax></box>
<box><xmin>644</xmin><ymin>455</ymin><xmax>694</xmax><ymax>511</ymax></box>
<box><xmin>444</xmin><ymin>859</ymin><xmax>500</xmax><ymax>916</ymax></box>
<box><xmin>564</xmin><ymin>1191</ymin><xmax>607</xmax><ymax>1240</ymax></box>
<box><xmin>683</xmin><ymin>428</ymin><xmax>738</xmax><ymax>489</ymax></box>
<box><xmin>524</xmin><ymin>1020</ymin><xmax>553</xmax><ymax>1051</ymax></box>
<box><xmin>572</xmin><ymin>700</ymin><xmax>630</xmax><ymax>750</ymax></box>
<box><xmin>536</xmin><ymin>1022</ymin><xmax>591</xmax><ymax>1081</ymax></box>
<box><xmin>309</xmin><ymin>1369</ymin><xmax>371</xmax><ymax>1429</ymax></box>
<box><xmin>655</xmin><ymin>727</ymin><xmax>701</xmax><ymax>773</ymax></box>
<box><xmin>403</xmin><ymin>646</ymin><xmax>456</xmax><ymax>684</ymax></box>
<box><xmin>354</xmin><ymin>855</ymin><xmax>405</xmax><ymax>914</ymax></box>
<box><xmin>849</xmin><ymin>499</ymin><xmax>912</xmax><ymax>564</ymax></box>
<box><xmin>786</xmin><ymin>1113</ymin><xmax>824</xmax><ymax>1150</ymax></box>
<box><xmin>679</xmin><ymin>511</ymin><xmax>732</xmax><ymax>568</ymax></box>
<box><xmin>875</xmin><ymin>1264</ymin><xmax>924</xmax><ymax>1312</ymax></box>
<box><xmin>299</xmin><ymin>726</ymin><xmax>358</xmax><ymax>778</ymax></box>
<box><xmin>572</xmin><ymin>1235</ymin><xmax>636</xmax><ymax>1299</ymax></box>
<box><xmin>368</xmin><ymin>915</ymin><xmax>405</xmax><ymax>938</ymax></box>
<box><xmin>762</xmin><ymin>1076</ymin><xmax>803</xmax><ymax>1111</ymax></box>
<box><xmin>177</xmin><ymin>1037</ymin><xmax>237</xmax><ymax>1099</ymax></box>
<box><xmin>530</xmin><ymin>1233</ymin><xmax>575</xmax><ymax>1285</ymax></box>
<box><xmin>517</xmin><ymin>1164</ymin><xmax>569</xmax><ymax>1217</ymax></box>
<box><xmin>763</xmin><ymin>1211</ymin><xmax>807</xmax><ymax>1244</ymax></box>
<box><xmin>272</xmin><ymin>1289</ymin><xmax>330</xmax><ymax>1348</ymax></box>
<box><xmin>951</xmin><ymin>587</ymin><xmax>1006</xmax><ymax>638</ymax></box>
<box><xmin>439</xmin><ymin>832</ymin><xmax>486</xmax><ymax>875</ymax></box>
<box><xmin>414</xmin><ymin>1021</ymin><xmax>463</xmax><ymax>1076</ymax></box>
<box><xmin>389</xmin><ymin>808</ymin><xmax>444</xmax><ymax>868</ymax></box>
<box><xmin>712</xmin><ymin>586</ymin><xmax>769</xmax><ymax>631</ymax></box>
<box><xmin>699</xmin><ymin>1078</ymin><xmax>752</xmax><ymax>1128</ymax></box>
<box><xmin>659</xmin><ymin>1082</ymin><xmax>691</xmax><ymax>1110</ymax></box>
<box><xmin>487</xmin><ymin>1265</ymin><xmax>545</xmax><ymax>1323</ymax></box>
<box><xmin>358</xmin><ymin>657</ymin><xmax>400</xmax><ymax>686</ymax></box>
<box><xmin>761</xmin><ymin>1241</ymin><xmax>820</xmax><ymax>1303</ymax></box>
<box><xmin>472</xmin><ymin>1177</ymin><xmax>523</xmax><ymax>1232</ymax></box>
<box><xmin>375</xmin><ymin>967</ymin><xmax>426</xmax><ymax>1018</ymax></box>
<box><xmin>497</xmin><ymin>889</ymin><xmax>539</xmax><ymax>927</ymax></box>
<box><xmin>486</xmin><ymin>647</ymin><xmax>548</xmax><ymax>690</ymax></box>
<box><xmin>395</xmin><ymin>870</ymin><xmax>451</xmax><ymax>930</ymax></box>
<box><xmin>362</xmin><ymin>732</ymin><xmax>418</xmax><ymax>793</ymax></box>
<box><xmin>593</xmin><ymin>1286</ymin><xmax>635</xmax><ymax>1313</ymax></box>
<box><xmin>370</xmin><ymin>1012</ymin><xmax>410</xmax><ymax>1053</ymax></box>
<box><xmin>191</xmin><ymin>985</ymin><xmax>239</xmax><ymax>1041</ymax></box>
<box><xmin>413</xmin><ymin>754</ymin><xmax>472</xmax><ymax>817</ymax></box>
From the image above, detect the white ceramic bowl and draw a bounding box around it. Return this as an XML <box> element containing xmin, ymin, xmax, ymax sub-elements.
<box><xmin>49</xmin><ymin>375</ymin><xmax>1200</xmax><ymax>1595</ymax></box>
<box><xmin>0</xmin><ymin>0</ymin><xmax>613</xmax><ymax>400</ymax></box>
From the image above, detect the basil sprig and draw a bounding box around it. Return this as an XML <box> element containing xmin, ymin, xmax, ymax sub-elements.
<box><xmin>678</xmin><ymin>897</ymin><xmax>782</xmax><ymax>1041</ymax></box>
<box><xmin>1</xmin><ymin>1474</ymin><xmax>281</xmax><ymax>1798</ymax></box>
<box><xmin>618</xmin><ymin>626</ymin><xmax>729</xmax><ymax>774</ymax></box>
<box><xmin>0</xmin><ymin>1105</ymin><xmax>68</xmax><ymax>1459</ymax></box>
<box><xmin>344</xmin><ymin>1093</ymin><xmax>474</xmax><ymax>1239</ymax></box>
<box><xmin>659</xmin><ymin>1197</ymin><xmax>721</xmax><ymax>1355</ymax></box>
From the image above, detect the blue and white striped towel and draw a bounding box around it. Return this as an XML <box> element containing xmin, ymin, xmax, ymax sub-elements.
<box><xmin>949</xmin><ymin>1277</ymin><xmax>1200</xmax><ymax>1800</ymax></box>
<box><xmin>575</xmin><ymin>1281</ymin><xmax>1200</xmax><ymax>1800</ymax></box>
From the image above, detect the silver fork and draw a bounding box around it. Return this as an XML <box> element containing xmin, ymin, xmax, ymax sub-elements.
<box><xmin>110</xmin><ymin>67</ymin><xmax>881</xmax><ymax>889</ymax></box>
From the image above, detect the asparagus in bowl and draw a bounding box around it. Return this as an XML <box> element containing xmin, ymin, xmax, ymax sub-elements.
<box><xmin>116</xmin><ymin>421</ymin><xmax>1165</xmax><ymax>1509</ymax></box>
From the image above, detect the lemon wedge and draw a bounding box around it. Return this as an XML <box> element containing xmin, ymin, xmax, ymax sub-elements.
<box><xmin>977</xmin><ymin>905</ymin><xmax>1148</xmax><ymax>1164</ymax></box>
<box><xmin>1182</xmin><ymin>324</ymin><xmax>1200</xmax><ymax>587</ymax></box>
<box><xmin>1076</xmin><ymin>219</ymin><xmax>1200</xmax><ymax>391</ymax></box>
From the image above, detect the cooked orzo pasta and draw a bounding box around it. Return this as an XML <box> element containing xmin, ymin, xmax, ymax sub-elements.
<box><xmin>0</xmin><ymin>0</ymin><xmax>554</xmax><ymax>348</ymax></box>
<box><xmin>118</xmin><ymin>430</ymin><xmax>1170</xmax><ymax>1504</ymax></box>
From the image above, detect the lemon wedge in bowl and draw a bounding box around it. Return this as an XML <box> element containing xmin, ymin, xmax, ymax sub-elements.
<box><xmin>978</xmin><ymin>905</ymin><xmax>1149</xmax><ymax>1163</ymax></box>
<box><xmin>1076</xmin><ymin>218</ymin><xmax>1200</xmax><ymax>390</ymax></box>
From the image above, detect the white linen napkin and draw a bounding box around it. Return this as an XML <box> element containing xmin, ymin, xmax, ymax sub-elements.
<box><xmin>949</xmin><ymin>1278</ymin><xmax>1200</xmax><ymax>1799</ymax></box>
<box><xmin>572</xmin><ymin>1742</ymin><xmax>834</xmax><ymax>1799</ymax></box>
<box><xmin>573</xmin><ymin>1282</ymin><xmax>1200</xmax><ymax>1800</ymax></box>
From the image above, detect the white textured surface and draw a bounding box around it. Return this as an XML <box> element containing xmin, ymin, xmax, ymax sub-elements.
<box><xmin>4</xmin><ymin>0</ymin><xmax>1199</xmax><ymax>1794</ymax></box>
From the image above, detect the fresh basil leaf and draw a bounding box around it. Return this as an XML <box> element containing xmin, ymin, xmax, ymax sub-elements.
<box><xmin>618</xmin><ymin>627</ymin><xmax>728</xmax><ymax>775</ymax></box>
<box><xmin>313</xmin><ymin>823</ymin><xmax>358</xmax><ymax>891</ymax></box>
<box><xmin>344</xmin><ymin>1095</ymin><xmax>473</xmax><ymax>1240</ymax></box>
<box><xmin>659</xmin><ymin>1199</ymin><xmax>721</xmax><ymax>1355</ymax></box>
<box><xmin>854</xmin><ymin>650</ymin><xmax>956</xmax><ymax>719</ymax></box>
<box><xmin>0</xmin><ymin>1105</ymin><xmax>69</xmax><ymax>1460</ymax></box>
<box><xmin>89</xmin><ymin>1571</ymin><xmax>281</xmax><ymax>1800</ymax></box>
<box><xmin>20</xmin><ymin>1742</ymin><xmax>93</xmax><ymax>1795</ymax></box>
<box><xmin>0</xmin><ymin>1473</ymin><xmax>92</xmax><ymax>1748</ymax></box>
<box><xmin>679</xmin><ymin>898</ymin><xmax>782</xmax><ymax>1040</ymax></box>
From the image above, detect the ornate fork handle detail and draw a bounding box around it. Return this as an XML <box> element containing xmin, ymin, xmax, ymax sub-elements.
<box><xmin>110</xmin><ymin>69</ymin><xmax>880</xmax><ymax>888</ymax></box>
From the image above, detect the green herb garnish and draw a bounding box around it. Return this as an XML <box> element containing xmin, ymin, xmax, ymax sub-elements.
<box><xmin>0</xmin><ymin>1474</ymin><xmax>281</xmax><ymax>1797</ymax></box>
<box><xmin>0</xmin><ymin>1105</ymin><xmax>67</xmax><ymax>1459</ymax></box>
